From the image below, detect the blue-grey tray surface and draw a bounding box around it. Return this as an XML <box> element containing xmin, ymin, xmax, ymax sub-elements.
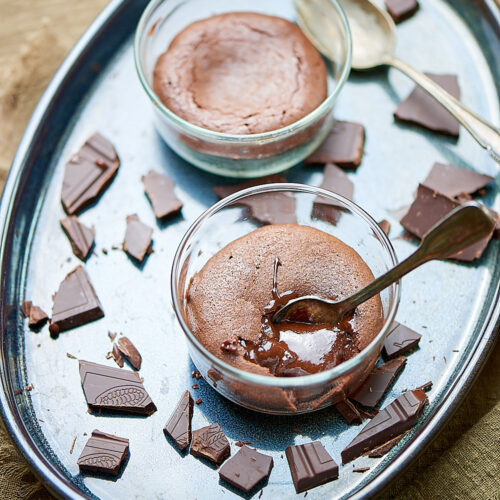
<box><xmin>0</xmin><ymin>0</ymin><xmax>499</xmax><ymax>499</ymax></box>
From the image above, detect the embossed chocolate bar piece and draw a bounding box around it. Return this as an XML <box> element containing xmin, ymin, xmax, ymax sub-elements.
<box><xmin>79</xmin><ymin>360</ymin><xmax>156</xmax><ymax>415</ymax></box>
<box><xmin>383</xmin><ymin>322</ymin><xmax>421</xmax><ymax>359</ymax></box>
<box><xmin>164</xmin><ymin>390</ymin><xmax>194</xmax><ymax>451</ymax></box>
<box><xmin>142</xmin><ymin>170</ymin><xmax>183</xmax><ymax>219</ymax></box>
<box><xmin>190</xmin><ymin>423</ymin><xmax>230</xmax><ymax>465</ymax></box>
<box><xmin>123</xmin><ymin>214</ymin><xmax>153</xmax><ymax>262</ymax></box>
<box><xmin>77</xmin><ymin>429</ymin><xmax>129</xmax><ymax>476</ymax></box>
<box><xmin>60</xmin><ymin>216</ymin><xmax>95</xmax><ymax>261</ymax></box>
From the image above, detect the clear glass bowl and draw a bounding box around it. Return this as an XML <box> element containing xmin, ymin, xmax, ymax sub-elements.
<box><xmin>171</xmin><ymin>184</ymin><xmax>400</xmax><ymax>414</ymax></box>
<box><xmin>134</xmin><ymin>0</ymin><xmax>352</xmax><ymax>178</ymax></box>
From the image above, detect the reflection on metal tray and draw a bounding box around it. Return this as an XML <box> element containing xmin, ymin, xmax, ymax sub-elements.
<box><xmin>0</xmin><ymin>0</ymin><xmax>499</xmax><ymax>498</ymax></box>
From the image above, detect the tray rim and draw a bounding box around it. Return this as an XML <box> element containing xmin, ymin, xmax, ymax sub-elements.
<box><xmin>0</xmin><ymin>1</ymin><xmax>499</xmax><ymax>499</ymax></box>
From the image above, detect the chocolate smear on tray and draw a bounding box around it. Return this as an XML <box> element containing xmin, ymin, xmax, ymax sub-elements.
<box><xmin>341</xmin><ymin>389</ymin><xmax>427</xmax><ymax>463</ymax></box>
<box><xmin>383</xmin><ymin>322</ymin><xmax>421</xmax><ymax>359</ymax></box>
<box><xmin>286</xmin><ymin>441</ymin><xmax>338</xmax><ymax>493</ymax></box>
<box><xmin>123</xmin><ymin>214</ymin><xmax>153</xmax><ymax>262</ymax></box>
<box><xmin>378</xmin><ymin>219</ymin><xmax>391</xmax><ymax>236</ymax></box>
<box><xmin>28</xmin><ymin>305</ymin><xmax>49</xmax><ymax>329</ymax></box>
<box><xmin>394</xmin><ymin>73</ymin><xmax>460</xmax><ymax>137</ymax></box>
<box><xmin>164</xmin><ymin>390</ymin><xmax>193</xmax><ymax>451</ymax></box>
<box><xmin>142</xmin><ymin>170</ymin><xmax>183</xmax><ymax>219</ymax></box>
<box><xmin>335</xmin><ymin>399</ymin><xmax>363</xmax><ymax>425</ymax></box>
<box><xmin>219</xmin><ymin>445</ymin><xmax>274</xmax><ymax>492</ymax></box>
<box><xmin>77</xmin><ymin>429</ymin><xmax>129</xmax><ymax>476</ymax></box>
<box><xmin>60</xmin><ymin>216</ymin><xmax>95</xmax><ymax>261</ymax></box>
<box><xmin>367</xmin><ymin>433</ymin><xmax>406</xmax><ymax>458</ymax></box>
<box><xmin>385</xmin><ymin>0</ymin><xmax>418</xmax><ymax>23</ymax></box>
<box><xmin>51</xmin><ymin>266</ymin><xmax>104</xmax><ymax>333</ymax></box>
<box><xmin>190</xmin><ymin>423</ymin><xmax>230</xmax><ymax>465</ymax></box>
<box><xmin>79</xmin><ymin>360</ymin><xmax>156</xmax><ymax>415</ymax></box>
<box><xmin>305</xmin><ymin>121</ymin><xmax>365</xmax><ymax>169</ymax></box>
<box><xmin>61</xmin><ymin>133</ymin><xmax>120</xmax><ymax>214</ymax></box>
<box><xmin>116</xmin><ymin>337</ymin><xmax>142</xmax><ymax>370</ymax></box>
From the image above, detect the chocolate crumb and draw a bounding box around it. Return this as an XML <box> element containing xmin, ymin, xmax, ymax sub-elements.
<box><xmin>102</xmin><ymin>248</ymin><xmax>108</xmax><ymax>255</ymax></box>
<box><xmin>293</xmin><ymin>428</ymin><xmax>302</xmax><ymax>434</ymax></box>
<box><xmin>66</xmin><ymin>353</ymin><xmax>77</xmax><ymax>359</ymax></box>
<box><xmin>353</xmin><ymin>467</ymin><xmax>370</xmax><ymax>473</ymax></box>
<box><xmin>192</xmin><ymin>384</ymin><xmax>199</xmax><ymax>390</ymax></box>
<box><xmin>220</xmin><ymin>339</ymin><xmax>238</xmax><ymax>353</ymax></box>
<box><xmin>192</xmin><ymin>370</ymin><xmax>202</xmax><ymax>380</ymax></box>
<box><xmin>195</xmin><ymin>398</ymin><xmax>202</xmax><ymax>405</ymax></box>
<box><xmin>25</xmin><ymin>384</ymin><xmax>34</xmax><ymax>391</ymax></box>
<box><xmin>108</xmin><ymin>331</ymin><xmax>117</xmax><ymax>341</ymax></box>
<box><xmin>259</xmin><ymin>490</ymin><xmax>263</xmax><ymax>499</ymax></box>
<box><xmin>70</xmin><ymin>435</ymin><xmax>77</xmax><ymax>454</ymax></box>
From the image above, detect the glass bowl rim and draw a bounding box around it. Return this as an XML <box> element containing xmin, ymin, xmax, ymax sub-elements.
<box><xmin>170</xmin><ymin>183</ymin><xmax>401</xmax><ymax>388</ymax></box>
<box><xmin>134</xmin><ymin>0</ymin><xmax>353</xmax><ymax>143</ymax></box>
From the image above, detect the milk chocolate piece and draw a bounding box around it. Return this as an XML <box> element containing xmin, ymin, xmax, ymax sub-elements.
<box><xmin>190</xmin><ymin>423</ymin><xmax>230</xmax><ymax>465</ymax></box>
<box><xmin>394</xmin><ymin>74</ymin><xmax>460</xmax><ymax>137</ymax></box>
<box><xmin>79</xmin><ymin>360</ymin><xmax>156</xmax><ymax>415</ymax></box>
<box><xmin>123</xmin><ymin>215</ymin><xmax>153</xmax><ymax>262</ymax></box>
<box><xmin>116</xmin><ymin>337</ymin><xmax>142</xmax><ymax>370</ymax></box>
<box><xmin>401</xmin><ymin>184</ymin><xmax>494</xmax><ymax>261</ymax></box>
<box><xmin>385</xmin><ymin>0</ymin><xmax>418</xmax><ymax>23</ymax></box>
<box><xmin>164</xmin><ymin>390</ymin><xmax>193</xmax><ymax>451</ymax></box>
<box><xmin>305</xmin><ymin>121</ymin><xmax>365</xmax><ymax>169</ymax></box>
<box><xmin>61</xmin><ymin>133</ymin><xmax>120</xmax><ymax>214</ymax></box>
<box><xmin>142</xmin><ymin>170</ymin><xmax>183</xmax><ymax>219</ymax></box>
<box><xmin>111</xmin><ymin>344</ymin><xmax>124</xmax><ymax>368</ymax></box>
<box><xmin>383</xmin><ymin>322</ymin><xmax>421</xmax><ymax>359</ymax></box>
<box><xmin>60</xmin><ymin>216</ymin><xmax>95</xmax><ymax>261</ymax></box>
<box><xmin>286</xmin><ymin>441</ymin><xmax>338</xmax><ymax>493</ymax></box>
<box><xmin>219</xmin><ymin>446</ymin><xmax>274</xmax><ymax>492</ymax></box>
<box><xmin>51</xmin><ymin>266</ymin><xmax>104</xmax><ymax>333</ymax></box>
<box><xmin>349</xmin><ymin>356</ymin><xmax>406</xmax><ymax>408</ymax></box>
<box><xmin>312</xmin><ymin>163</ymin><xmax>354</xmax><ymax>224</ymax></box>
<box><xmin>21</xmin><ymin>301</ymin><xmax>32</xmax><ymax>317</ymax></box>
<box><xmin>368</xmin><ymin>433</ymin><xmax>405</xmax><ymax>458</ymax></box>
<box><xmin>341</xmin><ymin>390</ymin><xmax>427</xmax><ymax>463</ymax></box>
<box><xmin>28</xmin><ymin>305</ymin><xmax>49</xmax><ymax>329</ymax></box>
<box><xmin>335</xmin><ymin>399</ymin><xmax>362</xmax><ymax>425</ymax></box>
<box><xmin>378</xmin><ymin>219</ymin><xmax>391</xmax><ymax>236</ymax></box>
<box><xmin>77</xmin><ymin>430</ymin><xmax>129</xmax><ymax>476</ymax></box>
<box><xmin>422</xmin><ymin>163</ymin><xmax>493</xmax><ymax>199</ymax></box>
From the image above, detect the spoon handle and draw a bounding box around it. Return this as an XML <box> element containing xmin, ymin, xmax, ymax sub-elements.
<box><xmin>341</xmin><ymin>202</ymin><xmax>496</xmax><ymax>313</ymax></box>
<box><xmin>387</xmin><ymin>56</ymin><xmax>500</xmax><ymax>164</ymax></box>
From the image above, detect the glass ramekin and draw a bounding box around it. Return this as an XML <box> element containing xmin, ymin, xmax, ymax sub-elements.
<box><xmin>171</xmin><ymin>184</ymin><xmax>400</xmax><ymax>414</ymax></box>
<box><xmin>134</xmin><ymin>0</ymin><xmax>352</xmax><ymax>178</ymax></box>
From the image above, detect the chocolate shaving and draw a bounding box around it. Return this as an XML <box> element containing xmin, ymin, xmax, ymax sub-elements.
<box><xmin>116</xmin><ymin>337</ymin><xmax>142</xmax><ymax>370</ymax></box>
<box><xmin>60</xmin><ymin>216</ymin><xmax>95</xmax><ymax>261</ymax></box>
<box><xmin>111</xmin><ymin>344</ymin><xmax>124</xmax><ymax>368</ymax></box>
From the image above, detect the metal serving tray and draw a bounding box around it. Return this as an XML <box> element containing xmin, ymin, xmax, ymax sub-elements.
<box><xmin>0</xmin><ymin>0</ymin><xmax>499</xmax><ymax>498</ymax></box>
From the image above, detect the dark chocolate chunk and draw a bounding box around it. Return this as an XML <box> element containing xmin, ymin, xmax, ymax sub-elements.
<box><xmin>349</xmin><ymin>356</ymin><xmax>407</xmax><ymax>408</ymax></box>
<box><xmin>190</xmin><ymin>423</ymin><xmax>230</xmax><ymax>465</ymax></box>
<box><xmin>164</xmin><ymin>390</ymin><xmax>193</xmax><ymax>451</ymax></box>
<box><xmin>394</xmin><ymin>74</ymin><xmax>460</xmax><ymax>137</ymax></box>
<box><xmin>111</xmin><ymin>344</ymin><xmax>124</xmax><ymax>368</ymax></box>
<box><xmin>335</xmin><ymin>399</ymin><xmax>362</xmax><ymax>425</ymax></box>
<box><xmin>383</xmin><ymin>322</ymin><xmax>421</xmax><ymax>359</ymax></box>
<box><xmin>79</xmin><ymin>360</ymin><xmax>156</xmax><ymax>415</ymax></box>
<box><xmin>341</xmin><ymin>390</ymin><xmax>427</xmax><ymax>463</ymax></box>
<box><xmin>123</xmin><ymin>214</ymin><xmax>153</xmax><ymax>262</ymax></box>
<box><xmin>422</xmin><ymin>162</ymin><xmax>493</xmax><ymax>199</ymax></box>
<box><xmin>60</xmin><ymin>216</ymin><xmax>95</xmax><ymax>261</ymax></box>
<box><xmin>77</xmin><ymin>429</ymin><xmax>129</xmax><ymax>476</ymax></box>
<box><xmin>286</xmin><ymin>441</ymin><xmax>338</xmax><ymax>493</ymax></box>
<box><xmin>400</xmin><ymin>184</ymin><xmax>494</xmax><ymax>261</ymax></box>
<box><xmin>385</xmin><ymin>0</ymin><xmax>418</xmax><ymax>23</ymax></box>
<box><xmin>21</xmin><ymin>301</ymin><xmax>32</xmax><ymax>317</ymax></box>
<box><xmin>305</xmin><ymin>121</ymin><xmax>365</xmax><ymax>169</ymax></box>
<box><xmin>378</xmin><ymin>219</ymin><xmax>391</xmax><ymax>236</ymax></box>
<box><xmin>416</xmin><ymin>381</ymin><xmax>433</xmax><ymax>392</ymax></box>
<box><xmin>29</xmin><ymin>305</ymin><xmax>49</xmax><ymax>329</ymax></box>
<box><xmin>312</xmin><ymin>163</ymin><xmax>354</xmax><ymax>224</ymax></box>
<box><xmin>61</xmin><ymin>133</ymin><xmax>120</xmax><ymax>214</ymax></box>
<box><xmin>219</xmin><ymin>446</ymin><xmax>274</xmax><ymax>492</ymax></box>
<box><xmin>51</xmin><ymin>266</ymin><xmax>104</xmax><ymax>333</ymax></box>
<box><xmin>142</xmin><ymin>170</ymin><xmax>183</xmax><ymax>219</ymax></box>
<box><xmin>116</xmin><ymin>337</ymin><xmax>142</xmax><ymax>370</ymax></box>
<box><xmin>368</xmin><ymin>433</ymin><xmax>405</xmax><ymax>457</ymax></box>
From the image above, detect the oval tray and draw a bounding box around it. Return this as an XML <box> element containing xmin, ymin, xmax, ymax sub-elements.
<box><xmin>1</xmin><ymin>0</ymin><xmax>499</xmax><ymax>498</ymax></box>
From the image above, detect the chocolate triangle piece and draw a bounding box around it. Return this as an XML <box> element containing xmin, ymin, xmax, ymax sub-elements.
<box><xmin>79</xmin><ymin>360</ymin><xmax>156</xmax><ymax>415</ymax></box>
<box><xmin>335</xmin><ymin>399</ymin><xmax>362</xmax><ymax>424</ymax></box>
<box><xmin>190</xmin><ymin>423</ymin><xmax>230</xmax><ymax>465</ymax></box>
<box><xmin>21</xmin><ymin>301</ymin><xmax>32</xmax><ymax>317</ymax></box>
<box><xmin>142</xmin><ymin>170</ymin><xmax>183</xmax><ymax>219</ymax></box>
<box><xmin>349</xmin><ymin>356</ymin><xmax>407</xmax><ymax>408</ymax></box>
<box><xmin>60</xmin><ymin>216</ymin><xmax>95</xmax><ymax>261</ymax></box>
<box><xmin>385</xmin><ymin>0</ymin><xmax>418</xmax><ymax>23</ymax></box>
<box><xmin>341</xmin><ymin>389</ymin><xmax>427</xmax><ymax>464</ymax></box>
<box><xmin>378</xmin><ymin>219</ymin><xmax>391</xmax><ymax>236</ymax></box>
<box><xmin>123</xmin><ymin>214</ymin><xmax>153</xmax><ymax>262</ymax></box>
<box><xmin>116</xmin><ymin>337</ymin><xmax>142</xmax><ymax>370</ymax></box>
<box><xmin>383</xmin><ymin>322</ymin><xmax>421</xmax><ymax>359</ymax></box>
<box><xmin>164</xmin><ymin>391</ymin><xmax>194</xmax><ymax>451</ymax></box>
<box><xmin>28</xmin><ymin>305</ymin><xmax>49</xmax><ymax>329</ymax></box>
<box><xmin>77</xmin><ymin>429</ymin><xmax>129</xmax><ymax>476</ymax></box>
<box><xmin>111</xmin><ymin>344</ymin><xmax>124</xmax><ymax>368</ymax></box>
<box><xmin>394</xmin><ymin>73</ymin><xmax>460</xmax><ymax>137</ymax></box>
<box><xmin>51</xmin><ymin>266</ymin><xmax>104</xmax><ymax>333</ymax></box>
<box><xmin>61</xmin><ymin>133</ymin><xmax>120</xmax><ymax>214</ymax></box>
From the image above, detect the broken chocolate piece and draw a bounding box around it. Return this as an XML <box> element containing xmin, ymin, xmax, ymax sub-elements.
<box><xmin>286</xmin><ymin>441</ymin><xmax>338</xmax><ymax>493</ymax></box>
<box><xmin>79</xmin><ymin>360</ymin><xmax>156</xmax><ymax>415</ymax></box>
<box><xmin>60</xmin><ymin>216</ymin><xmax>95</xmax><ymax>261</ymax></box>
<box><xmin>116</xmin><ymin>337</ymin><xmax>142</xmax><ymax>370</ymax></box>
<box><xmin>385</xmin><ymin>0</ymin><xmax>418</xmax><ymax>23</ymax></box>
<box><xmin>416</xmin><ymin>381</ymin><xmax>433</xmax><ymax>392</ymax></box>
<box><xmin>394</xmin><ymin>74</ymin><xmax>460</xmax><ymax>137</ymax></box>
<box><xmin>341</xmin><ymin>390</ymin><xmax>427</xmax><ymax>463</ymax></box>
<box><xmin>28</xmin><ymin>305</ymin><xmax>49</xmax><ymax>329</ymax></box>
<box><xmin>142</xmin><ymin>170</ymin><xmax>183</xmax><ymax>219</ymax></box>
<box><xmin>21</xmin><ymin>301</ymin><xmax>32</xmax><ymax>317</ymax></box>
<box><xmin>190</xmin><ymin>423</ymin><xmax>230</xmax><ymax>465</ymax></box>
<box><xmin>335</xmin><ymin>399</ymin><xmax>362</xmax><ymax>425</ymax></box>
<box><xmin>383</xmin><ymin>322</ymin><xmax>421</xmax><ymax>359</ymax></box>
<box><xmin>378</xmin><ymin>219</ymin><xmax>391</xmax><ymax>236</ymax></box>
<box><xmin>164</xmin><ymin>390</ymin><xmax>193</xmax><ymax>451</ymax></box>
<box><xmin>367</xmin><ymin>433</ymin><xmax>405</xmax><ymax>458</ymax></box>
<box><xmin>111</xmin><ymin>344</ymin><xmax>124</xmax><ymax>368</ymax></box>
<box><xmin>305</xmin><ymin>121</ymin><xmax>365</xmax><ymax>169</ymax></box>
<box><xmin>61</xmin><ymin>133</ymin><xmax>120</xmax><ymax>214</ymax></box>
<box><xmin>123</xmin><ymin>214</ymin><xmax>153</xmax><ymax>262</ymax></box>
<box><xmin>51</xmin><ymin>266</ymin><xmax>104</xmax><ymax>333</ymax></box>
<box><xmin>77</xmin><ymin>429</ymin><xmax>129</xmax><ymax>476</ymax></box>
<box><xmin>219</xmin><ymin>446</ymin><xmax>273</xmax><ymax>492</ymax></box>
<box><xmin>349</xmin><ymin>356</ymin><xmax>406</xmax><ymax>408</ymax></box>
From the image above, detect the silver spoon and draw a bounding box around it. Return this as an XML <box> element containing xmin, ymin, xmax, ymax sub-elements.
<box><xmin>294</xmin><ymin>0</ymin><xmax>500</xmax><ymax>163</ymax></box>
<box><xmin>273</xmin><ymin>202</ymin><xmax>496</xmax><ymax>325</ymax></box>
